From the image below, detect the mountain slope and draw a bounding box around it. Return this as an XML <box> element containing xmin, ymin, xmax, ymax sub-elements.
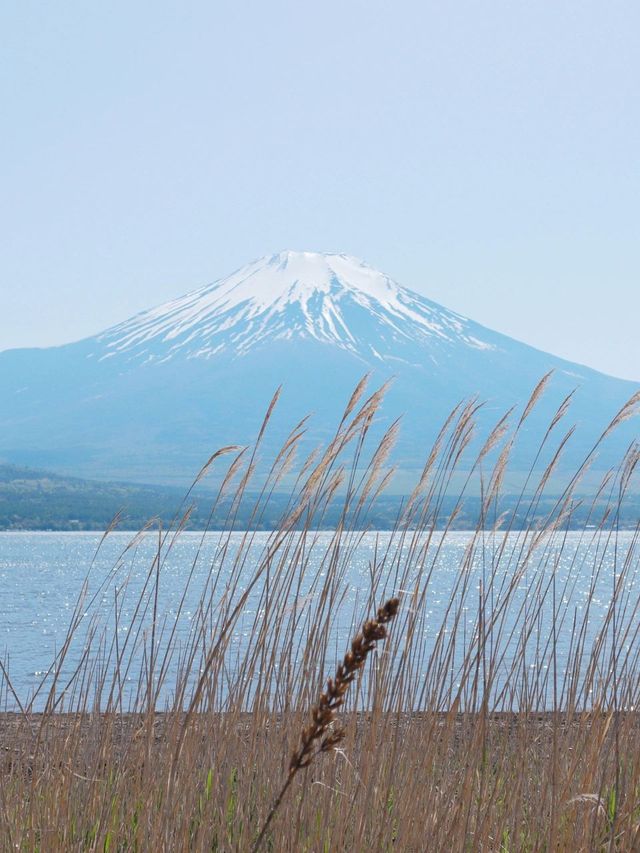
<box><xmin>0</xmin><ymin>251</ymin><xmax>637</xmax><ymax>486</ymax></box>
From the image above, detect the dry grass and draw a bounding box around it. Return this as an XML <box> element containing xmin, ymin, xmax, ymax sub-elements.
<box><xmin>1</xmin><ymin>376</ymin><xmax>640</xmax><ymax>851</ymax></box>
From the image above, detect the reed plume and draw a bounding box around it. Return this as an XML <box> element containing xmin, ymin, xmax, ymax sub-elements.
<box><xmin>250</xmin><ymin>597</ymin><xmax>400</xmax><ymax>853</ymax></box>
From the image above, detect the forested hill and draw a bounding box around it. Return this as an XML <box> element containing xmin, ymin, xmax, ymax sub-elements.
<box><xmin>0</xmin><ymin>465</ymin><xmax>208</xmax><ymax>530</ymax></box>
<box><xmin>0</xmin><ymin>464</ymin><xmax>401</xmax><ymax>531</ymax></box>
<box><xmin>1</xmin><ymin>464</ymin><xmax>639</xmax><ymax>532</ymax></box>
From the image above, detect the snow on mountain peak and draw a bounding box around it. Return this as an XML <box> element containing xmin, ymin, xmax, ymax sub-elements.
<box><xmin>97</xmin><ymin>251</ymin><xmax>497</xmax><ymax>363</ymax></box>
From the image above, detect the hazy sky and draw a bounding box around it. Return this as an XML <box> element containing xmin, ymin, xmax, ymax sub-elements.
<box><xmin>1</xmin><ymin>1</ymin><xmax>639</xmax><ymax>380</ymax></box>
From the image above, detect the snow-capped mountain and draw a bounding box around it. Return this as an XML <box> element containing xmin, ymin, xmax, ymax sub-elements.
<box><xmin>0</xmin><ymin>251</ymin><xmax>637</xmax><ymax>486</ymax></box>
<box><xmin>96</xmin><ymin>251</ymin><xmax>495</xmax><ymax>363</ymax></box>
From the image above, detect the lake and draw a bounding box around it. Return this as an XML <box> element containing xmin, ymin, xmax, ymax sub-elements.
<box><xmin>1</xmin><ymin>529</ymin><xmax>638</xmax><ymax>712</ymax></box>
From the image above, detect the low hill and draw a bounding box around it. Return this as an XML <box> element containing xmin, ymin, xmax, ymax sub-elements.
<box><xmin>2</xmin><ymin>464</ymin><xmax>639</xmax><ymax>532</ymax></box>
<box><xmin>0</xmin><ymin>465</ymin><xmax>204</xmax><ymax>530</ymax></box>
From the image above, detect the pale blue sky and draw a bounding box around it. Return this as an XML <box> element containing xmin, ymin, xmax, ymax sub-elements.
<box><xmin>1</xmin><ymin>1</ymin><xmax>638</xmax><ymax>379</ymax></box>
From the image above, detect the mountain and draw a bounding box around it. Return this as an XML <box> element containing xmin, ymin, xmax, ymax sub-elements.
<box><xmin>0</xmin><ymin>251</ymin><xmax>637</xmax><ymax>488</ymax></box>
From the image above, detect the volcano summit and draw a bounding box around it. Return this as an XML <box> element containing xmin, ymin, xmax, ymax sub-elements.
<box><xmin>96</xmin><ymin>251</ymin><xmax>496</xmax><ymax>364</ymax></box>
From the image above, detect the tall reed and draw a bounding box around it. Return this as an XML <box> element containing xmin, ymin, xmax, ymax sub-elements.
<box><xmin>0</xmin><ymin>376</ymin><xmax>639</xmax><ymax>851</ymax></box>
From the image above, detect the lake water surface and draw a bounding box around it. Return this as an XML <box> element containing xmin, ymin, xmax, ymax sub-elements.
<box><xmin>1</xmin><ymin>530</ymin><xmax>638</xmax><ymax>711</ymax></box>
